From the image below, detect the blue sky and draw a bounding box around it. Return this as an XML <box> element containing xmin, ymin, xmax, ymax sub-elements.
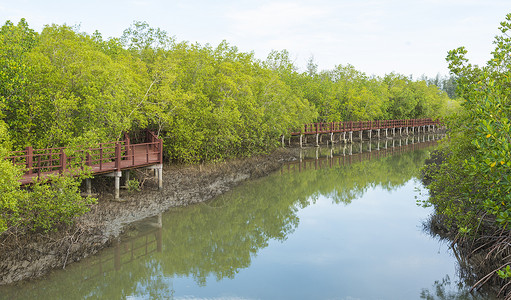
<box><xmin>1</xmin><ymin>0</ymin><xmax>509</xmax><ymax>77</ymax></box>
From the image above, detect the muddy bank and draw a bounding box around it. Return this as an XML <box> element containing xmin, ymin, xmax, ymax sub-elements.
<box><xmin>0</xmin><ymin>148</ymin><xmax>300</xmax><ymax>285</ymax></box>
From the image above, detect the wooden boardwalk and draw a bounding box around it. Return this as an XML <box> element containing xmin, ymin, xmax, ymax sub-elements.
<box><xmin>7</xmin><ymin>131</ymin><xmax>163</xmax><ymax>187</ymax></box>
<box><xmin>286</xmin><ymin>118</ymin><xmax>442</xmax><ymax>147</ymax></box>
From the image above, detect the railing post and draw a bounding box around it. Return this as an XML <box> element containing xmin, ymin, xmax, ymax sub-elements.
<box><xmin>159</xmin><ymin>139</ymin><xmax>163</xmax><ymax>164</ymax></box>
<box><xmin>26</xmin><ymin>146</ymin><xmax>33</xmax><ymax>175</ymax></box>
<box><xmin>60</xmin><ymin>148</ymin><xmax>66</xmax><ymax>174</ymax></box>
<box><xmin>115</xmin><ymin>143</ymin><xmax>121</xmax><ymax>171</ymax></box>
<box><xmin>99</xmin><ymin>145</ymin><xmax>103</xmax><ymax>170</ymax></box>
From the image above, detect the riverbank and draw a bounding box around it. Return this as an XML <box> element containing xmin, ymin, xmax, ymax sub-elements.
<box><xmin>0</xmin><ymin>148</ymin><xmax>300</xmax><ymax>285</ymax></box>
<box><xmin>422</xmin><ymin>151</ymin><xmax>509</xmax><ymax>298</ymax></box>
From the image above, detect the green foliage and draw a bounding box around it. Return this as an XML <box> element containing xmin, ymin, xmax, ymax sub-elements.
<box><xmin>126</xmin><ymin>178</ymin><xmax>141</xmax><ymax>192</ymax></box>
<box><xmin>423</xmin><ymin>13</ymin><xmax>511</xmax><ymax>233</ymax></box>
<box><xmin>497</xmin><ymin>265</ymin><xmax>511</xmax><ymax>279</ymax></box>
<box><xmin>16</xmin><ymin>174</ymin><xmax>96</xmax><ymax>233</ymax></box>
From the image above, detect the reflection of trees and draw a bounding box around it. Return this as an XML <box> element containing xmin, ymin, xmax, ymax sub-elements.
<box><xmin>1</xmin><ymin>140</ymin><xmax>437</xmax><ymax>299</ymax></box>
<box><xmin>419</xmin><ymin>275</ymin><xmax>495</xmax><ymax>300</ymax></box>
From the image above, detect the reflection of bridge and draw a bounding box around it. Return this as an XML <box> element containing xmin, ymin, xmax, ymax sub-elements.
<box><xmin>281</xmin><ymin>134</ymin><xmax>443</xmax><ymax>174</ymax></box>
<box><xmin>87</xmin><ymin>214</ymin><xmax>163</xmax><ymax>279</ymax></box>
<box><xmin>285</xmin><ymin>118</ymin><xmax>443</xmax><ymax>147</ymax></box>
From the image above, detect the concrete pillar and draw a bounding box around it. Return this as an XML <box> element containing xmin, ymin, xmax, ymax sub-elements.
<box><xmin>349</xmin><ymin>143</ymin><xmax>353</xmax><ymax>155</ymax></box>
<box><xmin>330</xmin><ymin>132</ymin><xmax>334</xmax><ymax>144</ymax></box>
<box><xmin>86</xmin><ymin>178</ymin><xmax>92</xmax><ymax>196</ymax></box>
<box><xmin>399</xmin><ymin>128</ymin><xmax>402</xmax><ymax>136</ymax></box>
<box><xmin>115</xmin><ymin>175</ymin><xmax>120</xmax><ymax>199</ymax></box>
<box><xmin>342</xmin><ymin>132</ymin><xmax>347</xmax><ymax>143</ymax></box>
<box><xmin>105</xmin><ymin>171</ymin><xmax>122</xmax><ymax>200</ymax></box>
<box><xmin>349</xmin><ymin>132</ymin><xmax>353</xmax><ymax>143</ymax></box>
<box><xmin>359</xmin><ymin>130</ymin><xmax>363</xmax><ymax>141</ymax></box>
<box><xmin>368</xmin><ymin>130</ymin><xmax>372</xmax><ymax>140</ymax></box>
<box><xmin>377</xmin><ymin>129</ymin><xmax>380</xmax><ymax>140</ymax></box>
<box><xmin>316</xmin><ymin>134</ymin><xmax>319</xmax><ymax>147</ymax></box>
<box><xmin>393</xmin><ymin>128</ymin><xmax>396</xmax><ymax>137</ymax></box>
<box><xmin>300</xmin><ymin>135</ymin><xmax>303</xmax><ymax>148</ymax></box>
<box><xmin>124</xmin><ymin>170</ymin><xmax>130</xmax><ymax>186</ymax></box>
<box><xmin>157</xmin><ymin>165</ymin><xmax>163</xmax><ymax>189</ymax></box>
<box><xmin>385</xmin><ymin>140</ymin><xmax>388</xmax><ymax>149</ymax></box>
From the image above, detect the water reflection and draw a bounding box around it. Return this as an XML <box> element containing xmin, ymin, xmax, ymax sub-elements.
<box><xmin>1</xmin><ymin>133</ymin><xmax>492</xmax><ymax>300</ymax></box>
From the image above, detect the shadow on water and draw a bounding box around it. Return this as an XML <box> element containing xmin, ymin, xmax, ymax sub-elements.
<box><xmin>0</xmin><ymin>133</ymin><xmax>496</xmax><ymax>300</ymax></box>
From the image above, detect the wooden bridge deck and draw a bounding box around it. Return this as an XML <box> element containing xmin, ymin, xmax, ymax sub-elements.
<box><xmin>8</xmin><ymin>131</ymin><xmax>163</xmax><ymax>185</ymax></box>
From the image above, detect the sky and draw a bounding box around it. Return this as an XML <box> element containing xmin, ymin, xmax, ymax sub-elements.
<box><xmin>1</xmin><ymin>0</ymin><xmax>509</xmax><ymax>78</ymax></box>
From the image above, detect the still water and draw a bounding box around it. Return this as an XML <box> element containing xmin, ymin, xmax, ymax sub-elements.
<box><xmin>1</xmin><ymin>135</ymin><xmax>493</xmax><ymax>300</ymax></box>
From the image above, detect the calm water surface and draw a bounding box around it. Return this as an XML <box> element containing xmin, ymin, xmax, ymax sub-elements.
<box><xmin>1</xmin><ymin>135</ymin><xmax>494</xmax><ymax>300</ymax></box>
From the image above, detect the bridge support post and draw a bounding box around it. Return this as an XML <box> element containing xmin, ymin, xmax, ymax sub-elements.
<box><xmin>342</xmin><ymin>132</ymin><xmax>346</xmax><ymax>143</ymax></box>
<box><xmin>330</xmin><ymin>133</ymin><xmax>334</xmax><ymax>144</ymax></box>
<box><xmin>359</xmin><ymin>131</ymin><xmax>362</xmax><ymax>141</ymax></box>
<box><xmin>367</xmin><ymin>130</ymin><xmax>372</xmax><ymax>140</ymax></box>
<box><xmin>105</xmin><ymin>171</ymin><xmax>122</xmax><ymax>200</ymax></box>
<box><xmin>300</xmin><ymin>135</ymin><xmax>303</xmax><ymax>148</ymax></box>
<box><xmin>349</xmin><ymin>132</ymin><xmax>353</xmax><ymax>143</ymax></box>
<box><xmin>399</xmin><ymin>128</ymin><xmax>402</xmax><ymax>136</ymax></box>
<box><xmin>86</xmin><ymin>178</ymin><xmax>92</xmax><ymax>196</ymax></box>
<box><xmin>124</xmin><ymin>170</ymin><xmax>130</xmax><ymax>186</ymax></box>
<box><xmin>146</xmin><ymin>164</ymin><xmax>163</xmax><ymax>190</ymax></box>
<box><xmin>376</xmin><ymin>129</ymin><xmax>380</xmax><ymax>140</ymax></box>
<box><xmin>315</xmin><ymin>134</ymin><xmax>319</xmax><ymax>147</ymax></box>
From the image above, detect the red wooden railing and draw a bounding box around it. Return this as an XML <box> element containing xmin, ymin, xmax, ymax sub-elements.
<box><xmin>290</xmin><ymin>118</ymin><xmax>440</xmax><ymax>135</ymax></box>
<box><xmin>7</xmin><ymin>131</ymin><xmax>163</xmax><ymax>185</ymax></box>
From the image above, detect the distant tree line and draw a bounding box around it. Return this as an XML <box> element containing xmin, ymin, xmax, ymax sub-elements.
<box><xmin>0</xmin><ymin>19</ymin><xmax>457</xmax><ymax>234</ymax></box>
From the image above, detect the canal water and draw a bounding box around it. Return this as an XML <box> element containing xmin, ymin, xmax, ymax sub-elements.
<box><xmin>1</xmin><ymin>135</ymin><xmax>495</xmax><ymax>300</ymax></box>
